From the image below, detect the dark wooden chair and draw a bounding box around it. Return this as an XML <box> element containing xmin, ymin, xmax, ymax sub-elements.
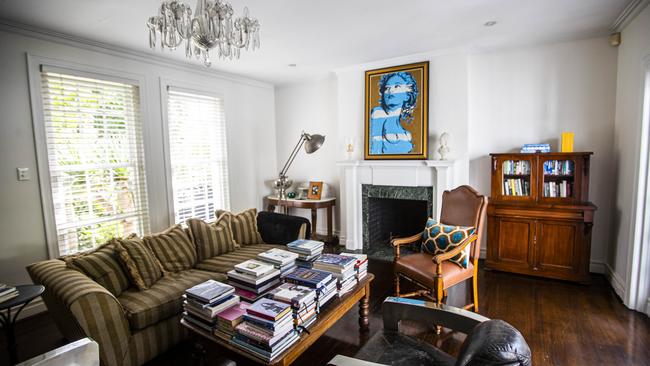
<box><xmin>392</xmin><ymin>185</ymin><xmax>488</xmax><ymax>311</ymax></box>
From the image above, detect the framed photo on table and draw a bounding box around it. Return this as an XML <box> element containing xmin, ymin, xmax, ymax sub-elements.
<box><xmin>364</xmin><ymin>61</ymin><xmax>429</xmax><ymax>160</ymax></box>
<box><xmin>307</xmin><ymin>181</ymin><xmax>323</xmax><ymax>200</ymax></box>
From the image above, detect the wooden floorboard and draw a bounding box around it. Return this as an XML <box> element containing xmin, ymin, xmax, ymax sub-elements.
<box><xmin>1</xmin><ymin>259</ymin><xmax>648</xmax><ymax>365</ymax></box>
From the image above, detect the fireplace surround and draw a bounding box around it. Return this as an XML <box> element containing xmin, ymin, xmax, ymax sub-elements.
<box><xmin>337</xmin><ymin>160</ymin><xmax>455</xmax><ymax>251</ymax></box>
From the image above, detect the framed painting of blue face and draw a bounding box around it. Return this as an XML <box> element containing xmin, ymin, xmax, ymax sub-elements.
<box><xmin>364</xmin><ymin>61</ymin><xmax>429</xmax><ymax>160</ymax></box>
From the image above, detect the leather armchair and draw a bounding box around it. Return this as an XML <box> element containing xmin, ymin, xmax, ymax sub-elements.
<box><xmin>348</xmin><ymin>297</ymin><xmax>531</xmax><ymax>366</ymax></box>
<box><xmin>392</xmin><ymin>185</ymin><xmax>488</xmax><ymax>311</ymax></box>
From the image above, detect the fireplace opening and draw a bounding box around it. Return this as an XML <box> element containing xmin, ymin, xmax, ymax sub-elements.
<box><xmin>367</xmin><ymin>197</ymin><xmax>428</xmax><ymax>260</ymax></box>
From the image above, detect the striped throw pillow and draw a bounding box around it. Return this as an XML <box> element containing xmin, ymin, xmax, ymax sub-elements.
<box><xmin>144</xmin><ymin>224</ymin><xmax>197</xmax><ymax>272</ymax></box>
<box><xmin>187</xmin><ymin>214</ymin><xmax>236</xmax><ymax>261</ymax></box>
<box><xmin>112</xmin><ymin>237</ymin><xmax>163</xmax><ymax>290</ymax></box>
<box><xmin>64</xmin><ymin>241</ymin><xmax>130</xmax><ymax>296</ymax></box>
<box><xmin>216</xmin><ymin>208</ymin><xmax>263</xmax><ymax>246</ymax></box>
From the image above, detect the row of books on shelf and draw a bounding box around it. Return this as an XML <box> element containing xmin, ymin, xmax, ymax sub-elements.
<box><xmin>543</xmin><ymin>160</ymin><xmax>573</xmax><ymax>176</ymax></box>
<box><xmin>503</xmin><ymin>160</ymin><xmax>531</xmax><ymax>175</ymax></box>
<box><xmin>182</xmin><ymin>243</ymin><xmax>369</xmax><ymax>363</ymax></box>
<box><xmin>0</xmin><ymin>284</ymin><xmax>18</xmax><ymax>303</ymax></box>
<box><xmin>503</xmin><ymin>178</ymin><xmax>530</xmax><ymax>196</ymax></box>
<box><xmin>544</xmin><ymin>181</ymin><xmax>572</xmax><ymax>198</ymax></box>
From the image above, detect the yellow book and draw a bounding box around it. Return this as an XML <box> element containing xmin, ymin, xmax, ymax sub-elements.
<box><xmin>561</xmin><ymin>132</ymin><xmax>574</xmax><ymax>152</ymax></box>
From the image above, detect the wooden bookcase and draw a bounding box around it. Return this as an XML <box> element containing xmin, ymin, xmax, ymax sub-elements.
<box><xmin>486</xmin><ymin>152</ymin><xmax>596</xmax><ymax>283</ymax></box>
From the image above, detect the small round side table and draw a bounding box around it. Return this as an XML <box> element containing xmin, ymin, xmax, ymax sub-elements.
<box><xmin>0</xmin><ymin>284</ymin><xmax>45</xmax><ymax>364</ymax></box>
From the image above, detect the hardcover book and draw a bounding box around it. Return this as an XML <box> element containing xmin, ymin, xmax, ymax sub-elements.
<box><xmin>286</xmin><ymin>239</ymin><xmax>324</xmax><ymax>252</ymax></box>
<box><xmin>313</xmin><ymin>253</ymin><xmax>356</xmax><ymax>268</ymax></box>
<box><xmin>227</xmin><ymin>269</ymin><xmax>280</xmax><ymax>285</ymax></box>
<box><xmin>216</xmin><ymin>301</ymin><xmax>250</xmax><ymax>324</ymax></box>
<box><xmin>247</xmin><ymin>298</ymin><xmax>292</xmax><ymax>321</ymax></box>
<box><xmin>267</xmin><ymin>283</ymin><xmax>316</xmax><ymax>307</ymax></box>
<box><xmin>235</xmin><ymin>260</ymin><xmax>275</xmax><ymax>277</ymax></box>
<box><xmin>284</xmin><ymin>268</ymin><xmax>332</xmax><ymax>289</ymax></box>
<box><xmin>185</xmin><ymin>280</ymin><xmax>234</xmax><ymax>303</ymax></box>
<box><xmin>257</xmin><ymin>248</ymin><xmax>299</xmax><ymax>265</ymax></box>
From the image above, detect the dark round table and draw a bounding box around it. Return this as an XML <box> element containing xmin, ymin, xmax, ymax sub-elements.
<box><xmin>0</xmin><ymin>284</ymin><xmax>45</xmax><ymax>364</ymax></box>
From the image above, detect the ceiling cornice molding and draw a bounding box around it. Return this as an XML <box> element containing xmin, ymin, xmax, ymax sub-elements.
<box><xmin>610</xmin><ymin>0</ymin><xmax>649</xmax><ymax>32</ymax></box>
<box><xmin>0</xmin><ymin>18</ymin><xmax>274</xmax><ymax>90</ymax></box>
<box><xmin>332</xmin><ymin>46</ymin><xmax>472</xmax><ymax>75</ymax></box>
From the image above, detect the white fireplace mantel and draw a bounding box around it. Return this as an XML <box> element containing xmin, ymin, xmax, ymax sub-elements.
<box><xmin>336</xmin><ymin>160</ymin><xmax>455</xmax><ymax>251</ymax></box>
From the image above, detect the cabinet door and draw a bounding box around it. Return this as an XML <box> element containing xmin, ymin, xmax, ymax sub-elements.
<box><xmin>537</xmin><ymin>154</ymin><xmax>583</xmax><ymax>204</ymax></box>
<box><xmin>491</xmin><ymin>155</ymin><xmax>537</xmax><ymax>202</ymax></box>
<box><xmin>489</xmin><ymin>217</ymin><xmax>534</xmax><ymax>271</ymax></box>
<box><xmin>534</xmin><ymin>220</ymin><xmax>579</xmax><ymax>276</ymax></box>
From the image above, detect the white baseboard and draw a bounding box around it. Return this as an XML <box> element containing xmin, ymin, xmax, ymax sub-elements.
<box><xmin>589</xmin><ymin>261</ymin><xmax>607</xmax><ymax>274</ymax></box>
<box><xmin>646</xmin><ymin>297</ymin><xmax>650</xmax><ymax>316</ymax></box>
<box><xmin>605</xmin><ymin>263</ymin><xmax>626</xmax><ymax>300</ymax></box>
<box><xmin>16</xmin><ymin>297</ymin><xmax>47</xmax><ymax>321</ymax></box>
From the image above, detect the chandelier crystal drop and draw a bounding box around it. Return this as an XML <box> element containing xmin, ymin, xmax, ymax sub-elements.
<box><xmin>147</xmin><ymin>0</ymin><xmax>260</xmax><ymax>67</ymax></box>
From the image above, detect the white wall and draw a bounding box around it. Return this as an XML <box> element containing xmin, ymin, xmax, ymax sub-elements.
<box><xmin>611</xmin><ymin>5</ymin><xmax>650</xmax><ymax>306</ymax></box>
<box><xmin>274</xmin><ymin>76</ymin><xmax>339</xmax><ymax>235</ymax></box>
<box><xmin>0</xmin><ymin>27</ymin><xmax>277</xmax><ymax>289</ymax></box>
<box><xmin>468</xmin><ymin>37</ymin><xmax>618</xmax><ymax>270</ymax></box>
<box><xmin>277</xmin><ymin>38</ymin><xmax>618</xmax><ymax>263</ymax></box>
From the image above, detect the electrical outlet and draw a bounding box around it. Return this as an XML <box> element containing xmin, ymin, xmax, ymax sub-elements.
<box><xmin>17</xmin><ymin>167</ymin><xmax>30</xmax><ymax>181</ymax></box>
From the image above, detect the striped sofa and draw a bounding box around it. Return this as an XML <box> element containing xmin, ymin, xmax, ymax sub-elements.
<box><xmin>27</xmin><ymin>212</ymin><xmax>310</xmax><ymax>366</ymax></box>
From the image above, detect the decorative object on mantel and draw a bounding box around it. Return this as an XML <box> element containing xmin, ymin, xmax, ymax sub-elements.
<box><xmin>274</xmin><ymin>132</ymin><xmax>325</xmax><ymax>200</ymax></box>
<box><xmin>146</xmin><ymin>0</ymin><xmax>261</xmax><ymax>67</ymax></box>
<box><xmin>437</xmin><ymin>132</ymin><xmax>450</xmax><ymax>160</ymax></box>
<box><xmin>307</xmin><ymin>181</ymin><xmax>323</xmax><ymax>200</ymax></box>
<box><xmin>364</xmin><ymin>61</ymin><xmax>429</xmax><ymax>160</ymax></box>
<box><xmin>345</xmin><ymin>137</ymin><xmax>355</xmax><ymax>160</ymax></box>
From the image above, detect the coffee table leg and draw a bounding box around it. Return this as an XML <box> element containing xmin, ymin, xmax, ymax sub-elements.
<box><xmin>358</xmin><ymin>283</ymin><xmax>370</xmax><ymax>331</ymax></box>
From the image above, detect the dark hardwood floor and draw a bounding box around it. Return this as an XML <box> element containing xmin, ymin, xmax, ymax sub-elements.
<box><xmin>2</xmin><ymin>259</ymin><xmax>649</xmax><ymax>365</ymax></box>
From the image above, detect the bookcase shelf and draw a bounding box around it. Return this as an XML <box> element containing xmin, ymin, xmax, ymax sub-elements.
<box><xmin>487</xmin><ymin>152</ymin><xmax>596</xmax><ymax>283</ymax></box>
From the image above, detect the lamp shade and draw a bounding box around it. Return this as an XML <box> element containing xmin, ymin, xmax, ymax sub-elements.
<box><xmin>304</xmin><ymin>134</ymin><xmax>325</xmax><ymax>154</ymax></box>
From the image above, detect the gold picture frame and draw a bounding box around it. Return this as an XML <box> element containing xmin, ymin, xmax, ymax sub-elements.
<box><xmin>364</xmin><ymin>61</ymin><xmax>429</xmax><ymax>160</ymax></box>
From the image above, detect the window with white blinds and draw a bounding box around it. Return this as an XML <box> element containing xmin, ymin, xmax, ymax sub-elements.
<box><xmin>167</xmin><ymin>88</ymin><xmax>230</xmax><ymax>223</ymax></box>
<box><xmin>40</xmin><ymin>70</ymin><xmax>150</xmax><ymax>255</ymax></box>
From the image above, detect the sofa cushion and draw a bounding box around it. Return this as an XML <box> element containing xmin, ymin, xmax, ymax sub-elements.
<box><xmin>64</xmin><ymin>241</ymin><xmax>130</xmax><ymax>297</ymax></box>
<box><xmin>195</xmin><ymin>244</ymin><xmax>285</xmax><ymax>273</ymax></box>
<box><xmin>119</xmin><ymin>269</ymin><xmax>226</xmax><ymax>330</ymax></box>
<box><xmin>144</xmin><ymin>224</ymin><xmax>197</xmax><ymax>272</ymax></box>
<box><xmin>187</xmin><ymin>214</ymin><xmax>236</xmax><ymax>261</ymax></box>
<box><xmin>113</xmin><ymin>237</ymin><xmax>163</xmax><ymax>290</ymax></box>
<box><xmin>216</xmin><ymin>208</ymin><xmax>263</xmax><ymax>246</ymax></box>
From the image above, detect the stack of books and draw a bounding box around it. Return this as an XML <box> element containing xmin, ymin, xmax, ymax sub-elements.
<box><xmin>257</xmin><ymin>248</ymin><xmax>298</xmax><ymax>277</ymax></box>
<box><xmin>341</xmin><ymin>253</ymin><xmax>368</xmax><ymax>282</ymax></box>
<box><xmin>214</xmin><ymin>302</ymin><xmax>250</xmax><ymax>341</ymax></box>
<box><xmin>183</xmin><ymin>280</ymin><xmax>239</xmax><ymax>333</ymax></box>
<box><xmin>312</xmin><ymin>254</ymin><xmax>357</xmax><ymax>297</ymax></box>
<box><xmin>0</xmin><ymin>284</ymin><xmax>18</xmax><ymax>303</ymax></box>
<box><xmin>232</xmin><ymin>298</ymin><xmax>300</xmax><ymax>362</ymax></box>
<box><xmin>285</xmin><ymin>268</ymin><xmax>337</xmax><ymax>311</ymax></box>
<box><xmin>267</xmin><ymin>283</ymin><xmax>317</xmax><ymax>330</ymax></box>
<box><xmin>228</xmin><ymin>259</ymin><xmax>281</xmax><ymax>302</ymax></box>
<box><xmin>286</xmin><ymin>239</ymin><xmax>325</xmax><ymax>268</ymax></box>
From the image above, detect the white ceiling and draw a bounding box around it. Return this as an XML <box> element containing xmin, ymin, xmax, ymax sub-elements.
<box><xmin>0</xmin><ymin>0</ymin><xmax>631</xmax><ymax>85</ymax></box>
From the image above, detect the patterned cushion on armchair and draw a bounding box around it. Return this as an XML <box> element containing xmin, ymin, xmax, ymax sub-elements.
<box><xmin>421</xmin><ymin>218</ymin><xmax>475</xmax><ymax>268</ymax></box>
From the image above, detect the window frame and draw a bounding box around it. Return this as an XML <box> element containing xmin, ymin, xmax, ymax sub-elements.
<box><xmin>159</xmin><ymin>78</ymin><xmax>232</xmax><ymax>226</ymax></box>
<box><xmin>28</xmin><ymin>55</ymin><xmax>152</xmax><ymax>258</ymax></box>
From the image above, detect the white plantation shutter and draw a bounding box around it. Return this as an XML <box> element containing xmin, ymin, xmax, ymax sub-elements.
<box><xmin>40</xmin><ymin>71</ymin><xmax>150</xmax><ymax>255</ymax></box>
<box><xmin>167</xmin><ymin>87</ymin><xmax>230</xmax><ymax>223</ymax></box>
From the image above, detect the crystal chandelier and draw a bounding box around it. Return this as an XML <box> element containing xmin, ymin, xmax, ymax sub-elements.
<box><xmin>147</xmin><ymin>0</ymin><xmax>260</xmax><ymax>67</ymax></box>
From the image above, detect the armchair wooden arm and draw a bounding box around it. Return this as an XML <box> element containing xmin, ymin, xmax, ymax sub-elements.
<box><xmin>432</xmin><ymin>234</ymin><xmax>478</xmax><ymax>264</ymax></box>
<box><xmin>391</xmin><ymin>233</ymin><xmax>422</xmax><ymax>260</ymax></box>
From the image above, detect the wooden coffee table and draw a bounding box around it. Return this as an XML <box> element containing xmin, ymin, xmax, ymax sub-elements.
<box><xmin>182</xmin><ymin>273</ymin><xmax>374</xmax><ymax>366</ymax></box>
